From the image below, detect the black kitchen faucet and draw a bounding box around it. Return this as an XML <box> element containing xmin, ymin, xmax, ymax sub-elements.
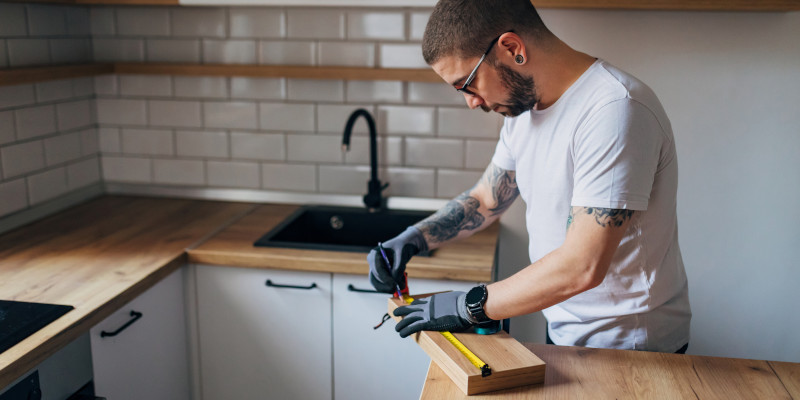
<box><xmin>341</xmin><ymin>109</ymin><xmax>388</xmax><ymax>212</ymax></box>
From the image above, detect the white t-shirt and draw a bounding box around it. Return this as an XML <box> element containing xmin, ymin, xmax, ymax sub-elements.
<box><xmin>491</xmin><ymin>59</ymin><xmax>691</xmax><ymax>352</ymax></box>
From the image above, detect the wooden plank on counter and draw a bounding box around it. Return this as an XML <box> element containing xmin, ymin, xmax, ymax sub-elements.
<box><xmin>0</xmin><ymin>196</ymin><xmax>255</xmax><ymax>389</ymax></box>
<box><xmin>770</xmin><ymin>361</ymin><xmax>800</xmax><ymax>399</ymax></box>
<box><xmin>0</xmin><ymin>64</ymin><xmax>114</xmax><ymax>87</ymax></box>
<box><xmin>421</xmin><ymin>343</ymin><xmax>799</xmax><ymax>399</ymax></box>
<box><xmin>187</xmin><ymin>204</ymin><xmax>498</xmax><ymax>282</ymax></box>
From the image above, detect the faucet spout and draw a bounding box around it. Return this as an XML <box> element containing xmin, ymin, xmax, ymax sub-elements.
<box><xmin>341</xmin><ymin>109</ymin><xmax>388</xmax><ymax>211</ymax></box>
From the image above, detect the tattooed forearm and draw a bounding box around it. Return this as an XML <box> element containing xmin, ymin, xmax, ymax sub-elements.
<box><xmin>483</xmin><ymin>164</ymin><xmax>519</xmax><ymax>216</ymax></box>
<box><xmin>573</xmin><ymin>207</ymin><xmax>634</xmax><ymax>228</ymax></box>
<box><xmin>416</xmin><ymin>192</ymin><xmax>486</xmax><ymax>243</ymax></box>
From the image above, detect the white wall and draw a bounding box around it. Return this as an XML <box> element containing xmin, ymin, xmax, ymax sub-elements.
<box><xmin>498</xmin><ymin>9</ymin><xmax>800</xmax><ymax>362</ymax></box>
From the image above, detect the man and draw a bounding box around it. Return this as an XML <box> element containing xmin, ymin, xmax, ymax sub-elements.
<box><xmin>369</xmin><ymin>0</ymin><xmax>691</xmax><ymax>353</ymax></box>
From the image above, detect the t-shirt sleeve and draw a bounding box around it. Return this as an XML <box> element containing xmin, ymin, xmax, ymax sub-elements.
<box><xmin>491</xmin><ymin>118</ymin><xmax>516</xmax><ymax>171</ymax></box>
<box><xmin>571</xmin><ymin>98</ymin><xmax>666</xmax><ymax>211</ymax></box>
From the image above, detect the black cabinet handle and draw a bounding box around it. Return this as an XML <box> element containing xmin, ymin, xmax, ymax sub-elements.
<box><xmin>265</xmin><ymin>279</ymin><xmax>317</xmax><ymax>290</ymax></box>
<box><xmin>100</xmin><ymin>310</ymin><xmax>143</xmax><ymax>338</ymax></box>
<box><xmin>347</xmin><ymin>284</ymin><xmax>383</xmax><ymax>294</ymax></box>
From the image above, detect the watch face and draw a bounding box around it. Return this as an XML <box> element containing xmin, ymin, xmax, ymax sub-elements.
<box><xmin>466</xmin><ymin>285</ymin><xmax>485</xmax><ymax>306</ymax></box>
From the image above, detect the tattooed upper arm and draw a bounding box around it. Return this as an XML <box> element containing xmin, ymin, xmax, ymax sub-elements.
<box><xmin>481</xmin><ymin>163</ymin><xmax>519</xmax><ymax>216</ymax></box>
<box><xmin>567</xmin><ymin>207</ymin><xmax>634</xmax><ymax>231</ymax></box>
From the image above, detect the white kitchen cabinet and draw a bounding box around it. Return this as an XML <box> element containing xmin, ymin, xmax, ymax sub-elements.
<box><xmin>195</xmin><ymin>264</ymin><xmax>332</xmax><ymax>400</ymax></box>
<box><xmin>332</xmin><ymin>273</ymin><xmax>478</xmax><ymax>400</ymax></box>
<box><xmin>89</xmin><ymin>267</ymin><xmax>191</xmax><ymax>400</ymax></box>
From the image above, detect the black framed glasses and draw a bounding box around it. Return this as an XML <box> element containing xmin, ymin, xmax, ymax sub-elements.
<box><xmin>455</xmin><ymin>34</ymin><xmax>503</xmax><ymax>96</ymax></box>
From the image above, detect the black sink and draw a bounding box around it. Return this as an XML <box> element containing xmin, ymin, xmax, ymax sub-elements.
<box><xmin>254</xmin><ymin>205</ymin><xmax>433</xmax><ymax>255</ymax></box>
<box><xmin>0</xmin><ymin>300</ymin><xmax>73</xmax><ymax>355</ymax></box>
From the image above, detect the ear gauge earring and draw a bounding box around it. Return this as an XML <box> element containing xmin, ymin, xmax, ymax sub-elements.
<box><xmin>515</xmin><ymin>55</ymin><xmax>525</xmax><ymax>64</ymax></box>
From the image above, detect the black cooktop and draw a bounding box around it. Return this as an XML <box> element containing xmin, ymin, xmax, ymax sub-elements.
<box><xmin>0</xmin><ymin>300</ymin><xmax>74</xmax><ymax>355</ymax></box>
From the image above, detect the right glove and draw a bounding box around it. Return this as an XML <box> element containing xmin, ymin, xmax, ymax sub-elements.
<box><xmin>368</xmin><ymin>226</ymin><xmax>428</xmax><ymax>293</ymax></box>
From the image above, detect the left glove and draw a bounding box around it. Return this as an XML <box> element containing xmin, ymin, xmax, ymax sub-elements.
<box><xmin>392</xmin><ymin>291</ymin><xmax>476</xmax><ymax>338</ymax></box>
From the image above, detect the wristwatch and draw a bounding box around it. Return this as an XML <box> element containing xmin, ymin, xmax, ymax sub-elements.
<box><xmin>465</xmin><ymin>284</ymin><xmax>494</xmax><ymax>324</ymax></box>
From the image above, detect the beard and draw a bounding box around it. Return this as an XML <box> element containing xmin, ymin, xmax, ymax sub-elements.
<box><xmin>481</xmin><ymin>63</ymin><xmax>539</xmax><ymax>117</ymax></box>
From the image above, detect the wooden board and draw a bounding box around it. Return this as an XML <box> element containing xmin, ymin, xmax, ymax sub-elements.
<box><xmin>388</xmin><ymin>293</ymin><xmax>545</xmax><ymax>395</ymax></box>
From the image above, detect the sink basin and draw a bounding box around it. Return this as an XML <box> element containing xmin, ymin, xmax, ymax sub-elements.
<box><xmin>253</xmin><ymin>205</ymin><xmax>433</xmax><ymax>256</ymax></box>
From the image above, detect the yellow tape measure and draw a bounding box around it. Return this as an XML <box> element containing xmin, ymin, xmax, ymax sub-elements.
<box><xmin>404</xmin><ymin>296</ymin><xmax>492</xmax><ymax>377</ymax></box>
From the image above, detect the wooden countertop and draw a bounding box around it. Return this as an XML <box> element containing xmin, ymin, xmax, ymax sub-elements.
<box><xmin>0</xmin><ymin>196</ymin><xmax>255</xmax><ymax>389</ymax></box>
<box><xmin>421</xmin><ymin>343</ymin><xmax>800</xmax><ymax>399</ymax></box>
<box><xmin>187</xmin><ymin>204</ymin><xmax>499</xmax><ymax>282</ymax></box>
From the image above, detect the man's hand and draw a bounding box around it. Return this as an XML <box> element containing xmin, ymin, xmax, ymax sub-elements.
<box><xmin>392</xmin><ymin>291</ymin><xmax>475</xmax><ymax>338</ymax></box>
<box><xmin>368</xmin><ymin>226</ymin><xmax>428</xmax><ymax>293</ymax></box>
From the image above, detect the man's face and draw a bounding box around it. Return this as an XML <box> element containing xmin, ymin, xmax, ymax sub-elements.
<box><xmin>432</xmin><ymin>55</ymin><xmax>539</xmax><ymax>117</ymax></box>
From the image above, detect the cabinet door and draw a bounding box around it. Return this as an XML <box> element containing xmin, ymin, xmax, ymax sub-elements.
<box><xmin>90</xmin><ymin>267</ymin><xmax>191</xmax><ymax>400</ymax></box>
<box><xmin>332</xmin><ymin>274</ymin><xmax>477</xmax><ymax>400</ymax></box>
<box><xmin>196</xmin><ymin>265</ymin><xmax>332</xmax><ymax>400</ymax></box>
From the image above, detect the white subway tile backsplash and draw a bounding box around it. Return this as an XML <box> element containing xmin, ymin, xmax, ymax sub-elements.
<box><xmin>66</xmin><ymin>7</ymin><xmax>91</xmax><ymax>36</ymax></box>
<box><xmin>121</xmin><ymin>128</ymin><xmax>174</xmax><ymax>156</ymax></box>
<box><xmin>1</xmin><ymin>141</ymin><xmax>45</xmax><ymax>178</ymax></box>
<box><xmin>146</xmin><ymin>39</ymin><xmax>201</xmax><ymax>63</ymax></box>
<box><xmin>93</xmin><ymin>39</ymin><xmax>144</xmax><ymax>62</ymax></box>
<box><xmin>408</xmin><ymin>82</ymin><xmax>464</xmax><ymax>105</ymax></box>
<box><xmin>174</xmin><ymin>76</ymin><xmax>227</xmax><ymax>99</ymax></box>
<box><xmin>67</xmin><ymin>158</ymin><xmax>100</xmax><ymax>190</ymax></box>
<box><xmin>230</xmin><ymin>132</ymin><xmax>285</xmax><ymax>161</ymax></box>
<box><xmin>0</xmin><ymin>179</ymin><xmax>28</xmax><ymax>217</ymax></box>
<box><xmin>35</xmin><ymin>80</ymin><xmax>73</xmax><ymax>103</ymax></box>
<box><xmin>438</xmin><ymin>108</ymin><xmax>503</xmax><ymax>139</ymax></box>
<box><xmin>26</xmin><ymin>4</ymin><xmax>67</xmax><ymax>36</ymax></box>
<box><xmin>153</xmin><ymin>159</ymin><xmax>205</xmax><ymax>185</ymax></box>
<box><xmin>120</xmin><ymin>75</ymin><xmax>173</xmax><ymax>97</ymax></box>
<box><xmin>317</xmin><ymin>104</ymin><xmax>373</xmax><ymax>134</ymax></box>
<box><xmin>0</xmin><ymin>85</ymin><xmax>36</xmax><ymax>109</ymax></box>
<box><xmin>203</xmin><ymin>40</ymin><xmax>257</xmax><ymax>64</ymax></box>
<box><xmin>94</xmin><ymin>75</ymin><xmax>118</xmax><ymax>96</ymax></box>
<box><xmin>378</xmin><ymin>105</ymin><xmax>434</xmax><ymax>135</ymax></box>
<box><xmin>15</xmin><ymin>105</ymin><xmax>56</xmax><ymax>140</ymax></box>
<box><xmin>261</xmin><ymin>163</ymin><xmax>316</xmax><ymax>192</ymax></box>
<box><xmin>72</xmin><ymin>78</ymin><xmax>94</xmax><ymax>97</ymax></box>
<box><xmin>203</xmin><ymin>102</ymin><xmax>258</xmax><ymax>130</ymax></box>
<box><xmin>437</xmin><ymin>169</ymin><xmax>482</xmax><ymax>198</ymax></box>
<box><xmin>286</xmin><ymin>134</ymin><xmax>343</xmax><ymax>163</ymax></box>
<box><xmin>27</xmin><ymin>167</ymin><xmax>68</xmax><ymax>205</ymax></box>
<box><xmin>287</xmin><ymin>9</ymin><xmax>345</xmax><ymax>40</ymax></box>
<box><xmin>89</xmin><ymin>7</ymin><xmax>115</xmax><ymax>35</ymax></box>
<box><xmin>148</xmin><ymin>100</ymin><xmax>202</xmax><ymax>128</ymax></box>
<box><xmin>172</xmin><ymin>8</ymin><xmax>226</xmax><ymax>38</ymax></box>
<box><xmin>98</xmin><ymin>127</ymin><xmax>121</xmax><ymax>153</ymax></box>
<box><xmin>96</xmin><ymin>99</ymin><xmax>147</xmax><ymax>126</ymax></box>
<box><xmin>465</xmin><ymin>140</ymin><xmax>496</xmax><ymax>169</ymax></box>
<box><xmin>176</xmin><ymin>130</ymin><xmax>228</xmax><ymax>158</ymax></box>
<box><xmin>259</xmin><ymin>41</ymin><xmax>315</xmax><ymax>66</ymax></box>
<box><xmin>347</xmin><ymin>11</ymin><xmax>404</xmax><ymax>40</ymax></box>
<box><xmin>102</xmin><ymin>156</ymin><xmax>151</xmax><ymax>183</ymax></box>
<box><xmin>49</xmin><ymin>39</ymin><xmax>92</xmax><ymax>65</ymax></box>
<box><xmin>379</xmin><ymin>44</ymin><xmax>427</xmax><ymax>69</ymax></box>
<box><xmin>44</xmin><ymin>132</ymin><xmax>82</xmax><ymax>166</ymax></box>
<box><xmin>318</xmin><ymin>165</ymin><xmax>368</xmax><ymax>194</ymax></box>
<box><xmin>7</xmin><ymin>39</ymin><xmax>50</xmax><ymax>67</ymax></box>
<box><xmin>207</xmin><ymin>161</ymin><xmax>259</xmax><ymax>189</ymax></box>
<box><xmin>0</xmin><ymin>111</ymin><xmax>14</xmax><ymax>145</ymax></box>
<box><xmin>230</xmin><ymin>77</ymin><xmax>284</xmax><ymax>101</ymax></box>
<box><xmin>259</xmin><ymin>103</ymin><xmax>315</xmax><ymax>132</ymax></box>
<box><xmin>79</xmin><ymin>128</ymin><xmax>99</xmax><ymax>156</ymax></box>
<box><xmin>385</xmin><ymin>167</ymin><xmax>435</xmax><ymax>198</ymax></box>
<box><xmin>409</xmin><ymin>12</ymin><xmax>430</xmax><ymax>41</ymax></box>
<box><xmin>230</xmin><ymin>8</ymin><xmax>284</xmax><ymax>38</ymax></box>
<box><xmin>0</xmin><ymin>3</ymin><xmax>28</xmax><ymax>37</ymax></box>
<box><xmin>116</xmin><ymin>7</ymin><xmax>170</xmax><ymax>37</ymax></box>
<box><xmin>287</xmin><ymin>79</ymin><xmax>344</xmax><ymax>102</ymax></box>
<box><xmin>318</xmin><ymin>42</ymin><xmax>375</xmax><ymax>68</ymax></box>
<box><xmin>56</xmin><ymin>100</ymin><xmax>93</xmax><ymax>131</ymax></box>
<box><xmin>345</xmin><ymin>80</ymin><xmax>403</xmax><ymax>104</ymax></box>
<box><xmin>344</xmin><ymin>136</ymin><xmax>402</xmax><ymax>167</ymax></box>
<box><xmin>405</xmin><ymin>137</ymin><xmax>463</xmax><ymax>168</ymax></box>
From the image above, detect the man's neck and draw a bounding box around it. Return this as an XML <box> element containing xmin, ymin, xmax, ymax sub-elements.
<box><xmin>531</xmin><ymin>42</ymin><xmax>597</xmax><ymax>110</ymax></box>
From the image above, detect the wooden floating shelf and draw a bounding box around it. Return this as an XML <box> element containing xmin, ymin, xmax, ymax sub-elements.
<box><xmin>0</xmin><ymin>64</ymin><xmax>114</xmax><ymax>87</ymax></box>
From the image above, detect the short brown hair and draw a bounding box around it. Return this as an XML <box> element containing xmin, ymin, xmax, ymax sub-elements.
<box><xmin>422</xmin><ymin>0</ymin><xmax>552</xmax><ymax>65</ymax></box>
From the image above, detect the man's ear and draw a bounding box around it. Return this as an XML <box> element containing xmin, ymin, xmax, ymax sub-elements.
<box><xmin>497</xmin><ymin>31</ymin><xmax>527</xmax><ymax>65</ymax></box>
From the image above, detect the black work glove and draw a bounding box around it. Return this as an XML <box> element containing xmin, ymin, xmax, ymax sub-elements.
<box><xmin>368</xmin><ymin>226</ymin><xmax>428</xmax><ymax>293</ymax></box>
<box><xmin>392</xmin><ymin>291</ymin><xmax>476</xmax><ymax>338</ymax></box>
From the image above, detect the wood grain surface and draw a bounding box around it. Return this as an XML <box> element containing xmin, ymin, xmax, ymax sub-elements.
<box><xmin>388</xmin><ymin>294</ymin><xmax>546</xmax><ymax>395</ymax></box>
<box><xmin>0</xmin><ymin>196</ymin><xmax>254</xmax><ymax>389</ymax></box>
<box><xmin>421</xmin><ymin>343</ymin><xmax>799</xmax><ymax>399</ymax></box>
<box><xmin>187</xmin><ymin>204</ymin><xmax>500</xmax><ymax>282</ymax></box>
